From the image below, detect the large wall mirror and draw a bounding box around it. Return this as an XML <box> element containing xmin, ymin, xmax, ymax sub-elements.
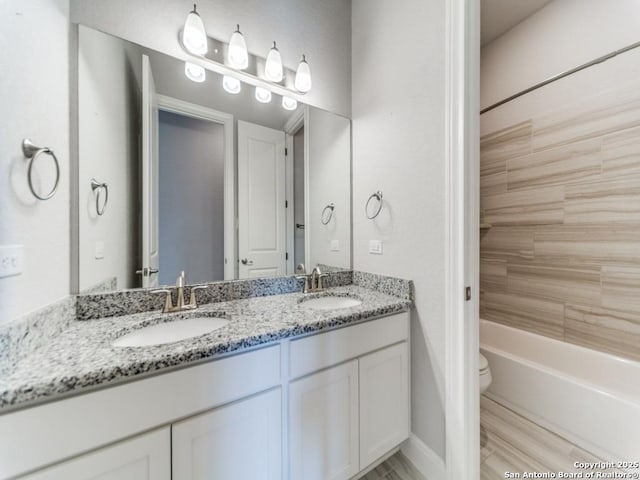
<box><xmin>75</xmin><ymin>26</ymin><xmax>351</xmax><ymax>293</ymax></box>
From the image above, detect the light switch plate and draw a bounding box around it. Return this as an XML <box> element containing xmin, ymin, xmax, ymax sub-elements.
<box><xmin>369</xmin><ymin>240</ymin><xmax>383</xmax><ymax>255</ymax></box>
<box><xmin>0</xmin><ymin>245</ymin><xmax>24</xmax><ymax>278</ymax></box>
<box><xmin>95</xmin><ymin>241</ymin><xmax>105</xmax><ymax>260</ymax></box>
<box><xmin>330</xmin><ymin>240</ymin><xmax>340</xmax><ymax>251</ymax></box>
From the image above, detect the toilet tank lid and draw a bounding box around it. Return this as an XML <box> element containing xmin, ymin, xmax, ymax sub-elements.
<box><xmin>479</xmin><ymin>353</ymin><xmax>489</xmax><ymax>371</ymax></box>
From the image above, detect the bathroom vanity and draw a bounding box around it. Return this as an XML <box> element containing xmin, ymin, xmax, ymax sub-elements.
<box><xmin>0</xmin><ymin>275</ymin><xmax>412</xmax><ymax>480</ymax></box>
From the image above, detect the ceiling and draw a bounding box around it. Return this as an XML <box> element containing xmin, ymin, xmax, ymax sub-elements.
<box><xmin>481</xmin><ymin>0</ymin><xmax>554</xmax><ymax>46</ymax></box>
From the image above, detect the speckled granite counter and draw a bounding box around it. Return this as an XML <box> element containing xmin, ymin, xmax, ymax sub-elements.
<box><xmin>0</xmin><ymin>281</ymin><xmax>411</xmax><ymax>412</ymax></box>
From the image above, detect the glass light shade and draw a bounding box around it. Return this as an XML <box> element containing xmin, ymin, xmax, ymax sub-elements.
<box><xmin>222</xmin><ymin>75</ymin><xmax>241</xmax><ymax>94</ymax></box>
<box><xmin>182</xmin><ymin>5</ymin><xmax>208</xmax><ymax>55</ymax></box>
<box><xmin>294</xmin><ymin>55</ymin><xmax>312</xmax><ymax>93</ymax></box>
<box><xmin>184</xmin><ymin>62</ymin><xmax>206</xmax><ymax>83</ymax></box>
<box><xmin>264</xmin><ymin>42</ymin><xmax>283</xmax><ymax>82</ymax></box>
<box><xmin>255</xmin><ymin>87</ymin><xmax>272</xmax><ymax>103</ymax></box>
<box><xmin>282</xmin><ymin>96</ymin><xmax>298</xmax><ymax>111</ymax></box>
<box><xmin>228</xmin><ymin>25</ymin><xmax>248</xmax><ymax>69</ymax></box>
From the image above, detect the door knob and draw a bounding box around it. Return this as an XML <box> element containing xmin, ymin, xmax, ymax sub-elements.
<box><xmin>136</xmin><ymin>267</ymin><xmax>159</xmax><ymax>276</ymax></box>
<box><xmin>241</xmin><ymin>258</ymin><xmax>253</xmax><ymax>265</ymax></box>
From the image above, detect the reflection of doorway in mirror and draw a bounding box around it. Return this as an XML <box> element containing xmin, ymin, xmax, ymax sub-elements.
<box><xmin>293</xmin><ymin>127</ymin><xmax>306</xmax><ymax>273</ymax></box>
<box><xmin>158</xmin><ymin>111</ymin><xmax>225</xmax><ymax>285</ymax></box>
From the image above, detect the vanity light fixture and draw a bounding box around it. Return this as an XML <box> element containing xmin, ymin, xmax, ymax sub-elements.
<box><xmin>227</xmin><ymin>24</ymin><xmax>248</xmax><ymax>69</ymax></box>
<box><xmin>222</xmin><ymin>75</ymin><xmax>242</xmax><ymax>94</ymax></box>
<box><xmin>264</xmin><ymin>41</ymin><xmax>283</xmax><ymax>82</ymax></box>
<box><xmin>182</xmin><ymin>4</ymin><xmax>208</xmax><ymax>55</ymax></box>
<box><xmin>282</xmin><ymin>96</ymin><xmax>298</xmax><ymax>111</ymax></box>
<box><xmin>184</xmin><ymin>62</ymin><xmax>206</xmax><ymax>83</ymax></box>
<box><xmin>255</xmin><ymin>87</ymin><xmax>272</xmax><ymax>103</ymax></box>
<box><xmin>294</xmin><ymin>54</ymin><xmax>312</xmax><ymax>93</ymax></box>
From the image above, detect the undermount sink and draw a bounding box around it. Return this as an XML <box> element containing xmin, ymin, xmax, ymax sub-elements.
<box><xmin>112</xmin><ymin>317</ymin><xmax>229</xmax><ymax>347</ymax></box>
<box><xmin>300</xmin><ymin>296</ymin><xmax>362</xmax><ymax>310</ymax></box>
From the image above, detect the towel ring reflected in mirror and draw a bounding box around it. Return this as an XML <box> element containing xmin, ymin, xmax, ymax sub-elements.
<box><xmin>22</xmin><ymin>138</ymin><xmax>61</xmax><ymax>201</ymax></box>
<box><xmin>365</xmin><ymin>190</ymin><xmax>383</xmax><ymax>219</ymax></box>
<box><xmin>90</xmin><ymin>179</ymin><xmax>109</xmax><ymax>216</ymax></box>
<box><xmin>321</xmin><ymin>203</ymin><xmax>335</xmax><ymax>225</ymax></box>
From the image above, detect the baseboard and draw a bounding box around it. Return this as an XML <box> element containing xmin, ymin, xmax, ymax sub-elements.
<box><xmin>401</xmin><ymin>433</ymin><xmax>446</xmax><ymax>480</ymax></box>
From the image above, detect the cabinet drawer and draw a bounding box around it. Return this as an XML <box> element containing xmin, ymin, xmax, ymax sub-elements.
<box><xmin>289</xmin><ymin>312</ymin><xmax>409</xmax><ymax>379</ymax></box>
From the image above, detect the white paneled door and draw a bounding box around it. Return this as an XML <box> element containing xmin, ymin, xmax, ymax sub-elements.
<box><xmin>238</xmin><ymin>120</ymin><xmax>287</xmax><ymax>278</ymax></box>
<box><xmin>140</xmin><ymin>54</ymin><xmax>160</xmax><ymax>288</ymax></box>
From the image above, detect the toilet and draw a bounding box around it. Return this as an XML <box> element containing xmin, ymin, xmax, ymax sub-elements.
<box><xmin>479</xmin><ymin>353</ymin><xmax>492</xmax><ymax>394</ymax></box>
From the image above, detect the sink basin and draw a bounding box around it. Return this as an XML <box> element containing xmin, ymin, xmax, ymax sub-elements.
<box><xmin>112</xmin><ymin>317</ymin><xmax>229</xmax><ymax>347</ymax></box>
<box><xmin>300</xmin><ymin>296</ymin><xmax>362</xmax><ymax>310</ymax></box>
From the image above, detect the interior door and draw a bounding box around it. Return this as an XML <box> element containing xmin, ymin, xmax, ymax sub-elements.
<box><xmin>238</xmin><ymin>120</ymin><xmax>287</xmax><ymax>278</ymax></box>
<box><xmin>140</xmin><ymin>54</ymin><xmax>160</xmax><ymax>288</ymax></box>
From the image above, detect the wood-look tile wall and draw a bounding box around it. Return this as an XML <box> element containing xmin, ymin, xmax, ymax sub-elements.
<box><xmin>480</xmin><ymin>85</ymin><xmax>640</xmax><ymax>361</ymax></box>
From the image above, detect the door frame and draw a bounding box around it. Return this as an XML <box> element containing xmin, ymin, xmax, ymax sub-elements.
<box><xmin>156</xmin><ymin>95</ymin><xmax>235</xmax><ymax>281</ymax></box>
<box><xmin>284</xmin><ymin>107</ymin><xmax>310</xmax><ymax>274</ymax></box>
<box><xmin>444</xmin><ymin>0</ymin><xmax>480</xmax><ymax>479</ymax></box>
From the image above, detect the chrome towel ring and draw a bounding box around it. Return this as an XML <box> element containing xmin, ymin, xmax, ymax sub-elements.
<box><xmin>365</xmin><ymin>190</ymin><xmax>383</xmax><ymax>219</ymax></box>
<box><xmin>90</xmin><ymin>178</ymin><xmax>109</xmax><ymax>216</ymax></box>
<box><xmin>22</xmin><ymin>138</ymin><xmax>60</xmax><ymax>201</ymax></box>
<box><xmin>321</xmin><ymin>203</ymin><xmax>335</xmax><ymax>225</ymax></box>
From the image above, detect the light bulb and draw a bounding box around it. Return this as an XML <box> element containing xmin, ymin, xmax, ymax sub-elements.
<box><xmin>265</xmin><ymin>41</ymin><xmax>283</xmax><ymax>82</ymax></box>
<box><xmin>184</xmin><ymin>62</ymin><xmax>206</xmax><ymax>83</ymax></box>
<box><xmin>228</xmin><ymin>24</ymin><xmax>248</xmax><ymax>70</ymax></box>
<box><xmin>282</xmin><ymin>96</ymin><xmax>298</xmax><ymax>111</ymax></box>
<box><xmin>255</xmin><ymin>87</ymin><xmax>272</xmax><ymax>103</ymax></box>
<box><xmin>294</xmin><ymin>54</ymin><xmax>312</xmax><ymax>93</ymax></box>
<box><xmin>222</xmin><ymin>75</ymin><xmax>241</xmax><ymax>94</ymax></box>
<box><xmin>182</xmin><ymin>4</ymin><xmax>208</xmax><ymax>55</ymax></box>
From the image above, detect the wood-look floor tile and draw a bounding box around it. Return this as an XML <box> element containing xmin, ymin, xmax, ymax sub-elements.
<box><xmin>602</xmin><ymin>125</ymin><xmax>640</xmax><ymax>177</ymax></box>
<box><xmin>564</xmin><ymin>174</ymin><xmax>640</xmax><ymax>225</ymax></box>
<box><xmin>384</xmin><ymin>455</ymin><xmax>427</xmax><ymax>480</ymax></box>
<box><xmin>480</xmin><ymin>227</ymin><xmax>535</xmax><ymax>261</ymax></box>
<box><xmin>481</xmin><ymin>291</ymin><xmax>564</xmax><ymax>339</ymax></box>
<box><xmin>507</xmin><ymin>137</ymin><xmax>602</xmax><ymax>191</ymax></box>
<box><xmin>481</xmin><ymin>121</ymin><xmax>533</xmax><ymax>177</ymax></box>
<box><xmin>534</xmin><ymin>226</ymin><xmax>640</xmax><ymax>266</ymax></box>
<box><xmin>507</xmin><ymin>263</ymin><xmax>601</xmax><ymax>306</ymax></box>
<box><xmin>601</xmin><ymin>266</ymin><xmax>640</xmax><ymax>313</ymax></box>
<box><xmin>483</xmin><ymin>186</ymin><xmax>564</xmax><ymax>226</ymax></box>
<box><xmin>532</xmin><ymin>85</ymin><xmax>640</xmax><ymax>152</ymax></box>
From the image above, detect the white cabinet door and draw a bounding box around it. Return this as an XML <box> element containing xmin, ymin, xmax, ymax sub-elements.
<box><xmin>172</xmin><ymin>388</ymin><xmax>282</xmax><ymax>480</ymax></box>
<box><xmin>21</xmin><ymin>428</ymin><xmax>170</xmax><ymax>480</ymax></box>
<box><xmin>359</xmin><ymin>342</ymin><xmax>410</xmax><ymax>468</ymax></box>
<box><xmin>289</xmin><ymin>360</ymin><xmax>359</xmax><ymax>480</ymax></box>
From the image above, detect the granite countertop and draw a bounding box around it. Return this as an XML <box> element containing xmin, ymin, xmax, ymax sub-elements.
<box><xmin>0</xmin><ymin>285</ymin><xmax>410</xmax><ymax>412</ymax></box>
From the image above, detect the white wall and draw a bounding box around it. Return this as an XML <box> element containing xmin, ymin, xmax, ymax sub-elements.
<box><xmin>158</xmin><ymin>111</ymin><xmax>225</xmax><ymax>285</ymax></box>
<box><xmin>293</xmin><ymin>128</ymin><xmax>305</xmax><ymax>269</ymax></box>
<box><xmin>352</xmin><ymin>0</ymin><xmax>447</xmax><ymax>459</ymax></box>
<box><xmin>307</xmin><ymin>109</ymin><xmax>351</xmax><ymax>270</ymax></box>
<box><xmin>78</xmin><ymin>26</ymin><xmax>141</xmax><ymax>291</ymax></box>
<box><xmin>481</xmin><ymin>0</ymin><xmax>640</xmax><ymax>116</ymax></box>
<box><xmin>70</xmin><ymin>0</ymin><xmax>351</xmax><ymax>118</ymax></box>
<box><xmin>0</xmin><ymin>0</ymin><xmax>70</xmax><ymax>324</ymax></box>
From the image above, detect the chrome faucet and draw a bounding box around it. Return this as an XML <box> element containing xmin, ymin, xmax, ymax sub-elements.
<box><xmin>152</xmin><ymin>271</ymin><xmax>207</xmax><ymax>313</ymax></box>
<box><xmin>296</xmin><ymin>266</ymin><xmax>328</xmax><ymax>294</ymax></box>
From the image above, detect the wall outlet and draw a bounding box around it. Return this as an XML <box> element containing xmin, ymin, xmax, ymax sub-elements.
<box><xmin>0</xmin><ymin>245</ymin><xmax>24</xmax><ymax>278</ymax></box>
<box><xmin>369</xmin><ymin>240</ymin><xmax>383</xmax><ymax>255</ymax></box>
<box><xmin>330</xmin><ymin>240</ymin><xmax>340</xmax><ymax>251</ymax></box>
<box><xmin>95</xmin><ymin>241</ymin><xmax>105</xmax><ymax>260</ymax></box>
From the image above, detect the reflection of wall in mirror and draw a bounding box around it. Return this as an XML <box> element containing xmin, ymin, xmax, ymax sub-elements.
<box><xmin>308</xmin><ymin>109</ymin><xmax>351</xmax><ymax>270</ymax></box>
<box><xmin>78</xmin><ymin>26</ymin><xmax>141</xmax><ymax>292</ymax></box>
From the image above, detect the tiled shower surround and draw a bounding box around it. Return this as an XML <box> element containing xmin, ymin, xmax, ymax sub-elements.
<box><xmin>480</xmin><ymin>83</ymin><xmax>640</xmax><ymax>361</ymax></box>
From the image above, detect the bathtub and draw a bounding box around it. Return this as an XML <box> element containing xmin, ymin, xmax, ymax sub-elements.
<box><xmin>480</xmin><ymin>319</ymin><xmax>640</xmax><ymax>461</ymax></box>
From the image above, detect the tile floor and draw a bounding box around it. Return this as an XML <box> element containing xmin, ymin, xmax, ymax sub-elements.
<box><xmin>360</xmin><ymin>452</ymin><xmax>427</xmax><ymax>480</ymax></box>
<box><xmin>362</xmin><ymin>396</ymin><xmax>611</xmax><ymax>480</ymax></box>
